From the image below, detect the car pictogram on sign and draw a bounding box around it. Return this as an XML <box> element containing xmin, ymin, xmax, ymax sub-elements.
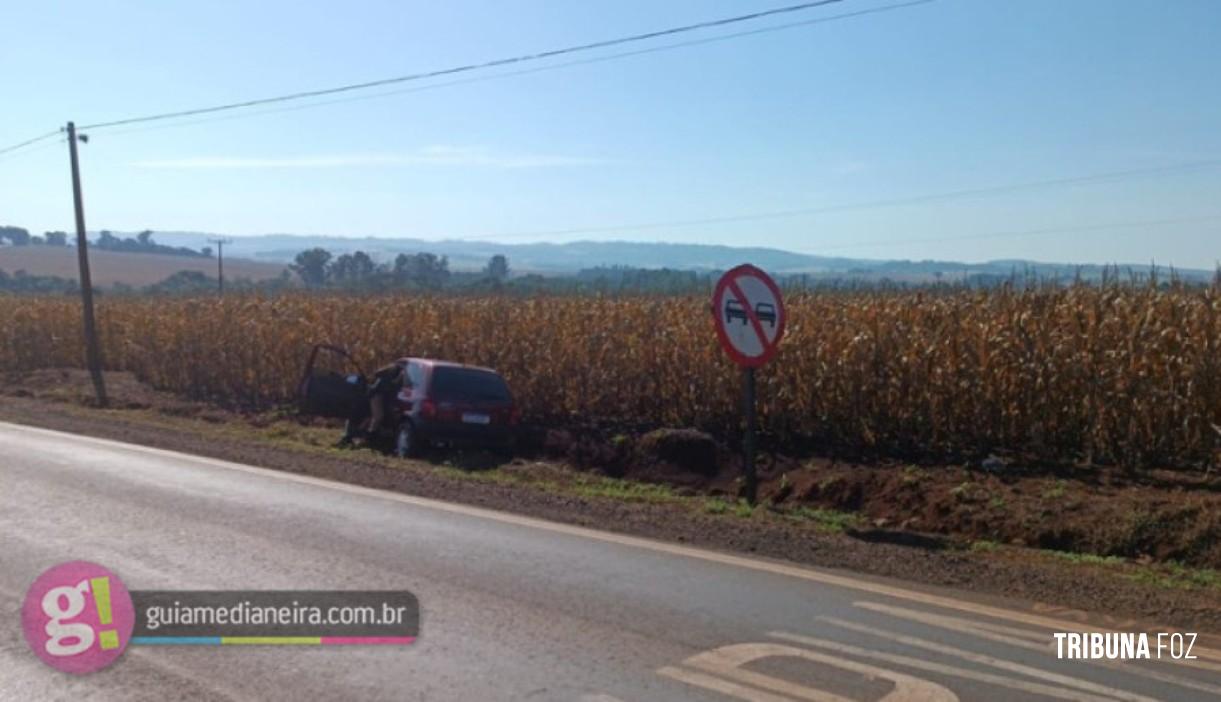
<box><xmin>725</xmin><ymin>299</ymin><xmax>748</xmax><ymax>325</ymax></box>
<box><xmin>754</xmin><ymin>302</ymin><xmax>776</xmax><ymax>327</ymax></box>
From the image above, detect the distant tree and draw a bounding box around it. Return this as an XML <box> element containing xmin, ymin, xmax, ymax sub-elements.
<box><xmin>394</xmin><ymin>252</ymin><xmax>450</xmax><ymax>289</ymax></box>
<box><xmin>330</xmin><ymin>251</ymin><xmax>376</xmax><ymax>286</ymax></box>
<box><xmin>484</xmin><ymin>254</ymin><xmax>510</xmax><ymax>281</ymax></box>
<box><xmin>351</xmin><ymin>251</ymin><xmax>375</xmax><ymax>279</ymax></box>
<box><xmin>144</xmin><ymin>270</ymin><xmax>214</xmax><ymax>295</ymax></box>
<box><xmin>96</xmin><ymin>230</ymin><xmax>120</xmax><ymax>249</ymax></box>
<box><xmin>75</xmin><ymin>229</ymin><xmax>204</xmax><ymax>257</ymax></box>
<box><xmin>200</xmin><ymin>246</ymin><xmax>213</xmax><ymax>258</ymax></box>
<box><xmin>0</xmin><ymin>226</ymin><xmax>31</xmax><ymax>246</ymax></box>
<box><xmin>0</xmin><ymin>267</ymin><xmax>78</xmax><ymax>294</ymax></box>
<box><xmin>43</xmin><ymin>231</ymin><xmax>69</xmax><ymax>247</ymax></box>
<box><xmin>29</xmin><ymin>235</ymin><xmax>45</xmax><ymax>245</ymax></box>
<box><xmin>331</xmin><ymin>254</ymin><xmax>353</xmax><ymax>283</ymax></box>
<box><xmin>290</xmin><ymin>248</ymin><xmax>332</xmax><ymax>288</ymax></box>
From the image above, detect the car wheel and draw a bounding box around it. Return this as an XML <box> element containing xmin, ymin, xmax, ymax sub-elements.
<box><xmin>395</xmin><ymin>422</ymin><xmax>423</xmax><ymax>458</ymax></box>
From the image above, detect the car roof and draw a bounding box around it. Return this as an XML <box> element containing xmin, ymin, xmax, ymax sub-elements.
<box><xmin>397</xmin><ymin>357</ymin><xmax>501</xmax><ymax>375</ymax></box>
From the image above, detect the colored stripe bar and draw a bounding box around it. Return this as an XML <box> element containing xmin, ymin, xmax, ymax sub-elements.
<box><xmin>320</xmin><ymin>636</ymin><xmax>416</xmax><ymax>645</ymax></box>
<box><xmin>131</xmin><ymin>635</ymin><xmax>415</xmax><ymax>645</ymax></box>
<box><xmin>131</xmin><ymin>637</ymin><xmax>222</xmax><ymax>645</ymax></box>
<box><xmin>221</xmin><ymin>637</ymin><xmax>322</xmax><ymax>645</ymax></box>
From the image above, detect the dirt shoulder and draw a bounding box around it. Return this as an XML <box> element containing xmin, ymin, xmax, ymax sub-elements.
<box><xmin>2</xmin><ymin>369</ymin><xmax>1220</xmax><ymax>633</ymax></box>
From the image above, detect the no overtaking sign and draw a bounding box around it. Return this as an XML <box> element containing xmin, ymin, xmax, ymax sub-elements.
<box><xmin>710</xmin><ymin>263</ymin><xmax>786</xmax><ymax>505</ymax></box>
<box><xmin>712</xmin><ymin>264</ymin><xmax>786</xmax><ymax>368</ymax></box>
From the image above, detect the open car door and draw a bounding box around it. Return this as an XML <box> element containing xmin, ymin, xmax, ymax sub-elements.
<box><xmin>298</xmin><ymin>344</ymin><xmax>368</xmax><ymax>419</ymax></box>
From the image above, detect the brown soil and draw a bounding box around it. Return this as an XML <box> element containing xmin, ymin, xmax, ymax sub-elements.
<box><xmin>525</xmin><ymin>424</ymin><xmax>1221</xmax><ymax>569</ymax></box>
<box><xmin>2</xmin><ymin>368</ymin><xmax>1220</xmax><ymax>634</ymax></box>
<box><xmin>758</xmin><ymin>459</ymin><xmax>1221</xmax><ymax>567</ymax></box>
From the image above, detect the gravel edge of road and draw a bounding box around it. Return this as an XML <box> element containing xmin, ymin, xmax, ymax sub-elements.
<box><xmin>2</xmin><ymin>394</ymin><xmax>1218</xmax><ymax>633</ymax></box>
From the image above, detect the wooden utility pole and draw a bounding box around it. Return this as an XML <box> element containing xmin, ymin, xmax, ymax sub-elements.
<box><xmin>66</xmin><ymin>121</ymin><xmax>108</xmax><ymax>407</ymax></box>
<box><xmin>208</xmin><ymin>237</ymin><xmax>230</xmax><ymax>295</ymax></box>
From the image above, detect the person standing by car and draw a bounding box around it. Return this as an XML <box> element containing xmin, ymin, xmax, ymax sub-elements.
<box><xmin>338</xmin><ymin>361</ymin><xmax>407</xmax><ymax>446</ymax></box>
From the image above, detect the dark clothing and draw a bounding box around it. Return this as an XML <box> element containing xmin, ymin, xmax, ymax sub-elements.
<box><xmin>339</xmin><ymin>362</ymin><xmax>406</xmax><ymax>445</ymax></box>
<box><xmin>366</xmin><ymin>363</ymin><xmax>406</xmax><ymax>436</ymax></box>
<box><xmin>368</xmin><ymin>363</ymin><xmax>406</xmax><ymax>399</ymax></box>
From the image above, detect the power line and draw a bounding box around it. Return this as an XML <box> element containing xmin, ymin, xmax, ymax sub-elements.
<box><xmin>470</xmin><ymin>158</ymin><xmax>1221</xmax><ymax>240</ymax></box>
<box><xmin>0</xmin><ymin>135</ymin><xmax>63</xmax><ymax>165</ymax></box>
<box><xmin>816</xmin><ymin>213</ymin><xmax>1221</xmax><ymax>252</ymax></box>
<box><xmin>3</xmin><ymin>0</ymin><xmax>926</xmax><ymax>157</ymax></box>
<box><xmin>78</xmin><ymin>0</ymin><xmax>857</xmax><ymax>131</ymax></box>
<box><xmin>0</xmin><ymin>129</ymin><xmax>60</xmax><ymax>158</ymax></box>
<box><xmin>1</xmin><ymin>0</ymin><xmax>929</xmax><ymax>155</ymax></box>
<box><xmin>95</xmin><ymin>0</ymin><xmax>932</xmax><ymax>139</ymax></box>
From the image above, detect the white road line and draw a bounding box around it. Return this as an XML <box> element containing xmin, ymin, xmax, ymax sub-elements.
<box><xmin>817</xmin><ymin>617</ymin><xmax>1159</xmax><ymax>702</ymax></box>
<box><xmin>657</xmin><ymin>666</ymin><xmax>800</xmax><ymax>702</ymax></box>
<box><xmin>854</xmin><ymin>601</ymin><xmax>1221</xmax><ymax>698</ymax></box>
<box><xmin>855</xmin><ymin>601</ymin><xmax>1054</xmax><ymax>650</ymax></box>
<box><xmin>769</xmin><ymin>632</ymin><xmax>1121</xmax><ymax>702</ymax></box>
<box><xmin>675</xmin><ymin>642</ymin><xmax>958</xmax><ymax>701</ymax></box>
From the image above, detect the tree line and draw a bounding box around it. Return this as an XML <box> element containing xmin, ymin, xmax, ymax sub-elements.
<box><xmin>289</xmin><ymin>248</ymin><xmax>510</xmax><ymax>291</ymax></box>
<box><xmin>1</xmin><ymin>226</ymin><xmax>69</xmax><ymax>247</ymax></box>
<box><xmin>0</xmin><ymin>225</ymin><xmax>210</xmax><ymax>258</ymax></box>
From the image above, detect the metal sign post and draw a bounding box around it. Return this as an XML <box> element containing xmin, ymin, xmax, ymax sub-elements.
<box><xmin>711</xmin><ymin>264</ymin><xmax>786</xmax><ymax>505</ymax></box>
<box><xmin>742</xmin><ymin>366</ymin><xmax>757</xmax><ymax>503</ymax></box>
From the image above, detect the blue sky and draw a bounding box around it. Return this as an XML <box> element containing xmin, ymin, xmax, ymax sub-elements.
<box><xmin>2</xmin><ymin>0</ymin><xmax>1219</xmax><ymax>267</ymax></box>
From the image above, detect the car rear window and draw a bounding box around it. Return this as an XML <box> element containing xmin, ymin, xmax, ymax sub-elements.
<box><xmin>430</xmin><ymin>367</ymin><xmax>511</xmax><ymax>402</ymax></box>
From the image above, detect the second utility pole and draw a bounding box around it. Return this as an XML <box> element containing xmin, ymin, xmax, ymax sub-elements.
<box><xmin>208</xmin><ymin>237</ymin><xmax>229</xmax><ymax>295</ymax></box>
<box><xmin>66</xmin><ymin>121</ymin><xmax>108</xmax><ymax>407</ymax></box>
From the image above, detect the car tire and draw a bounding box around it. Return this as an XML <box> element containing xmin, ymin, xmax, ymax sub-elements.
<box><xmin>395</xmin><ymin>422</ymin><xmax>423</xmax><ymax>458</ymax></box>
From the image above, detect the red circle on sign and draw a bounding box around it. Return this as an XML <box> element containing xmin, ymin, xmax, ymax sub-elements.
<box><xmin>711</xmin><ymin>264</ymin><xmax>786</xmax><ymax>368</ymax></box>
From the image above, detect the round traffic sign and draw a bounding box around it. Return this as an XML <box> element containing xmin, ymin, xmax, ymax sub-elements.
<box><xmin>711</xmin><ymin>264</ymin><xmax>786</xmax><ymax>367</ymax></box>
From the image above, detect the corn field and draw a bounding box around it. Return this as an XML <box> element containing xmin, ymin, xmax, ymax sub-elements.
<box><xmin>1</xmin><ymin>284</ymin><xmax>1218</xmax><ymax>470</ymax></box>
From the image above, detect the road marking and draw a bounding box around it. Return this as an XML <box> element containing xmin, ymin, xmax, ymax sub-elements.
<box><xmin>855</xmin><ymin>601</ymin><xmax>1221</xmax><ymax>698</ymax></box>
<box><xmin>855</xmin><ymin>601</ymin><xmax>1051</xmax><ymax>650</ymax></box>
<box><xmin>657</xmin><ymin>666</ymin><xmax>801</xmax><ymax>702</ymax></box>
<box><xmin>818</xmin><ymin>617</ymin><xmax>1159</xmax><ymax>702</ymax></box>
<box><xmin>4</xmin><ymin>420</ymin><xmax>1216</xmax><ymax>664</ymax></box>
<box><xmin>769</xmin><ymin>632</ymin><xmax>1121</xmax><ymax>702</ymax></box>
<box><xmin>670</xmin><ymin>641</ymin><xmax>959</xmax><ymax>701</ymax></box>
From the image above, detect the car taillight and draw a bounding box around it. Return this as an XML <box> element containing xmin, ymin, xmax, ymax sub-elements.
<box><xmin>420</xmin><ymin>399</ymin><xmax>437</xmax><ymax>419</ymax></box>
<box><xmin>509</xmin><ymin>405</ymin><xmax>521</xmax><ymax>425</ymax></box>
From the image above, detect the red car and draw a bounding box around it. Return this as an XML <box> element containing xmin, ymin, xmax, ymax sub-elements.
<box><xmin>300</xmin><ymin>348</ymin><xmax>519</xmax><ymax>458</ymax></box>
<box><xmin>388</xmin><ymin>358</ymin><xmax>519</xmax><ymax>457</ymax></box>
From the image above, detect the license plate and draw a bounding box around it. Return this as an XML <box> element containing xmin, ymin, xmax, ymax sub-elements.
<box><xmin>461</xmin><ymin>413</ymin><xmax>491</xmax><ymax>425</ymax></box>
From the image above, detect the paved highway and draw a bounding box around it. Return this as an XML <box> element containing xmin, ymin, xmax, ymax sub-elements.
<box><xmin>2</xmin><ymin>422</ymin><xmax>1218</xmax><ymax>701</ymax></box>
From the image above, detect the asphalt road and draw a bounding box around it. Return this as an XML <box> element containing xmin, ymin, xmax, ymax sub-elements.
<box><xmin>2</xmin><ymin>421</ymin><xmax>1219</xmax><ymax>701</ymax></box>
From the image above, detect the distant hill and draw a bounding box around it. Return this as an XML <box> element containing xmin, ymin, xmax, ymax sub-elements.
<box><xmin>88</xmin><ymin>231</ymin><xmax>1217</xmax><ymax>284</ymax></box>
<box><xmin>142</xmin><ymin>232</ymin><xmax>855</xmax><ymax>273</ymax></box>
<box><xmin>0</xmin><ymin>246</ymin><xmax>287</xmax><ymax>287</ymax></box>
